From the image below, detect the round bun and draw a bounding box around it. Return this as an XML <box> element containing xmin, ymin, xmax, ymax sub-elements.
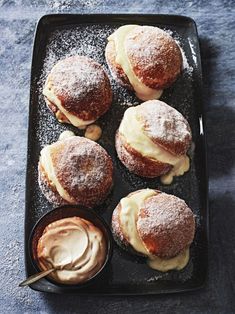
<box><xmin>112</xmin><ymin>189</ymin><xmax>195</xmax><ymax>259</ymax></box>
<box><xmin>115</xmin><ymin>100</ymin><xmax>192</xmax><ymax>179</ymax></box>
<box><xmin>105</xmin><ymin>25</ymin><xmax>182</xmax><ymax>92</ymax></box>
<box><xmin>38</xmin><ymin>136</ymin><xmax>113</xmax><ymax>208</ymax></box>
<box><xmin>43</xmin><ymin>55</ymin><xmax>112</xmax><ymax>127</ymax></box>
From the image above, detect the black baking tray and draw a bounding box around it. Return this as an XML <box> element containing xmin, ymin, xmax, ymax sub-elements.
<box><xmin>25</xmin><ymin>14</ymin><xmax>208</xmax><ymax>294</ymax></box>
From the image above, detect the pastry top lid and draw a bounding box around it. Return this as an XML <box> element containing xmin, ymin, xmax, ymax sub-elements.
<box><xmin>47</xmin><ymin>136</ymin><xmax>113</xmax><ymax>201</ymax></box>
<box><xmin>125</xmin><ymin>26</ymin><xmax>183</xmax><ymax>89</ymax></box>
<box><xmin>136</xmin><ymin>100</ymin><xmax>192</xmax><ymax>155</ymax></box>
<box><xmin>45</xmin><ymin>55</ymin><xmax>112</xmax><ymax>120</ymax></box>
<box><xmin>137</xmin><ymin>191</ymin><xmax>195</xmax><ymax>258</ymax></box>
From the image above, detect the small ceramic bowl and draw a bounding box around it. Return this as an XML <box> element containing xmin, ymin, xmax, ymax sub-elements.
<box><xmin>29</xmin><ymin>205</ymin><xmax>113</xmax><ymax>287</ymax></box>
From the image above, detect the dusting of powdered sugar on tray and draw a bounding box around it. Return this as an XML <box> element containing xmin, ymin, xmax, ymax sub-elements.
<box><xmin>28</xmin><ymin>22</ymin><xmax>202</xmax><ymax>287</ymax></box>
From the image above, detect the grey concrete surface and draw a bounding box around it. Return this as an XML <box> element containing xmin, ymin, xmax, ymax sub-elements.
<box><xmin>0</xmin><ymin>0</ymin><xmax>234</xmax><ymax>313</ymax></box>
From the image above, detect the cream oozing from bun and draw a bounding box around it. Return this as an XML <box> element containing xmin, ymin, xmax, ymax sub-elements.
<box><xmin>108</xmin><ymin>25</ymin><xmax>163</xmax><ymax>101</ymax></box>
<box><xmin>118</xmin><ymin>189</ymin><xmax>190</xmax><ymax>272</ymax></box>
<box><xmin>118</xmin><ymin>105</ymin><xmax>190</xmax><ymax>184</ymax></box>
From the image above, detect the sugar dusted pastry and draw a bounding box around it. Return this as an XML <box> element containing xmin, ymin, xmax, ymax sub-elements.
<box><xmin>43</xmin><ymin>55</ymin><xmax>112</xmax><ymax>128</ymax></box>
<box><xmin>116</xmin><ymin>100</ymin><xmax>192</xmax><ymax>184</ymax></box>
<box><xmin>112</xmin><ymin>189</ymin><xmax>195</xmax><ymax>272</ymax></box>
<box><xmin>38</xmin><ymin>132</ymin><xmax>113</xmax><ymax>207</ymax></box>
<box><xmin>105</xmin><ymin>25</ymin><xmax>182</xmax><ymax>101</ymax></box>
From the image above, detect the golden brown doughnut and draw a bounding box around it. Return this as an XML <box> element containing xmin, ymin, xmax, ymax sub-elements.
<box><xmin>105</xmin><ymin>25</ymin><xmax>182</xmax><ymax>100</ymax></box>
<box><xmin>112</xmin><ymin>189</ymin><xmax>195</xmax><ymax>259</ymax></box>
<box><xmin>38</xmin><ymin>134</ymin><xmax>113</xmax><ymax>208</ymax></box>
<box><xmin>115</xmin><ymin>100</ymin><xmax>192</xmax><ymax>184</ymax></box>
<box><xmin>43</xmin><ymin>55</ymin><xmax>112</xmax><ymax>128</ymax></box>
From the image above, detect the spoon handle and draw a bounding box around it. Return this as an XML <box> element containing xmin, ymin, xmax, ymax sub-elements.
<box><xmin>19</xmin><ymin>268</ymin><xmax>55</xmax><ymax>287</ymax></box>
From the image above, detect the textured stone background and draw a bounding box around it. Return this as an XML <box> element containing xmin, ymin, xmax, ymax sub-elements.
<box><xmin>0</xmin><ymin>0</ymin><xmax>234</xmax><ymax>313</ymax></box>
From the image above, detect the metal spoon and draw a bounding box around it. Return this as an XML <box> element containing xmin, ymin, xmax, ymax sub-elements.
<box><xmin>19</xmin><ymin>259</ymin><xmax>73</xmax><ymax>287</ymax></box>
<box><xmin>19</xmin><ymin>268</ymin><xmax>56</xmax><ymax>287</ymax></box>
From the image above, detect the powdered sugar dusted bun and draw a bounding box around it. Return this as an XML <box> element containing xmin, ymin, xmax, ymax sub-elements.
<box><xmin>106</xmin><ymin>25</ymin><xmax>182</xmax><ymax>101</ymax></box>
<box><xmin>38</xmin><ymin>135</ymin><xmax>113</xmax><ymax>208</ymax></box>
<box><xmin>43</xmin><ymin>55</ymin><xmax>112</xmax><ymax>128</ymax></box>
<box><xmin>116</xmin><ymin>100</ymin><xmax>192</xmax><ymax>184</ymax></box>
<box><xmin>137</xmin><ymin>192</ymin><xmax>195</xmax><ymax>258</ymax></box>
<box><xmin>112</xmin><ymin>189</ymin><xmax>195</xmax><ymax>261</ymax></box>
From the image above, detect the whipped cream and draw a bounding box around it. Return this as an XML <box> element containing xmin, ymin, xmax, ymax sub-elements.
<box><xmin>58</xmin><ymin>130</ymin><xmax>75</xmax><ymax>141</ymax></box>
<box><xmin>37</xmin><ymin>217</ymin><xmax>106</xmax><ymax>284</ymax></box>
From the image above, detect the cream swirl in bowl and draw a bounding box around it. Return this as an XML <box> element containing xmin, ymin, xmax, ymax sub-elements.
<box><xmin>30</xmin><ymin>206</ymin><xmax>112</xmax><ymax>286</ymax></box>
<box><xmin>36</xmin><ymin>217</ymin><xmax>106</xmax><ymax>284</ymax></box>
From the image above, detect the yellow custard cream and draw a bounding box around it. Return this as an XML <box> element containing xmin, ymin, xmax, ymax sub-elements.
<box><xmin>120</xmin><ymin>189</ymin><xmax>156</xmax><ymax>255</ymax></box>
<box><xmin>40</xmin><ymin>145</ymin><xmax>74</xmax><ymax>203</ymax></box>
<box><xmin>43</xmin><ymin>81</ymin><xmax>95</xmax><ymax>128</ymax></box>
<box><xmin>119</xmin><ymin>106</ymin><xmax>190</xmax><ymax>184</ymax></box>
<box><xmin>58</xmin><ymin>130</ymin><xmax>75</xmax><ymax>141</ymax></box>
<box><xmin>119</xmin><ymin>189</ymin><xmax>190</xmax><ymax>272</ymax></box>
<box><xmin>37</xmin><ymin>217</ymin><xmax>106</xmax><ymax>284</ymax></box>
<box><xmin>147</xmin><ymin>248</ymin><xmax>189</xmax><ymax>272</ymax></box>
<box><xmin>40</xmin><ymin>132</ymin><xmax>76</xmax><ymax>203</ymax></box>
<box><xmin>108</xmin><ymin>25</ymin><xmax>163</xmax><ymax>101</ymax></box>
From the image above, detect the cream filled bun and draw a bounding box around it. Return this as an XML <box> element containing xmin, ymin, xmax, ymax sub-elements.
<box><xmin>105</xmin><ymin>25</ymin><xmax>182</xmax><ymax>101</ymax></box>
<box><xmin>38</xmin><ymin>132</ymin><xmax>113</xmax><ymax>207</ymax></box>
<box><xmin>112</xmin><ymin>189</ymin><xmax>195</xmax><ymax>272</ymax></box>
<box><xmin>115</xmin><ymin>100</ymin><xmax>192</xmax><ymax>184</ymax></box>
<box><xmin>36</xmin><ymin>216</ymin><xmax>107</xmax><ymax>284</ymax></box>
<box><xmin>43</xmin><ymin>55</ymin><xmax>112</xmax><ymax>128</ymax></box>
